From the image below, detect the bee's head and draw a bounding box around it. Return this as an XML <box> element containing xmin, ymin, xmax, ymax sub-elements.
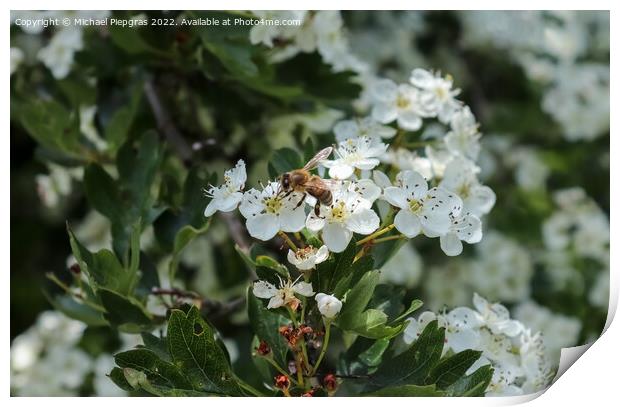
<box><xmin>281</xmin><ymin>173</ymin><xmax>291</xmax><ymax>190</ymax></box>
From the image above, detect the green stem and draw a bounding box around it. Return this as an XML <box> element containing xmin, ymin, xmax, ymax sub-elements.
<box><xmin>287</xmin><ymin>306</ymin><xmax>299</xmax><ymax>328</ymax></box>
<box><xmin>238</xmin><ymin>380</ymin><xmax>263</xmax><ymax>397</ymax></box>
<box><xmin>372</xmin><ymin>234</ymin><xmax>407</xmax><ymax>244</ymax></box>
<box><xmin>311</xmin><ymin>322</ymin><xmax>331</xmax><ymax>376</ymax></box>
<box><xmin>278</xmin><ymin>231</ymin><xmax>298</xmax><ymax>251</ymax></box>
<box><xmin>263</xmin><ymin>357</ymin><xmax>298</xmax><ymax>386</ymax></box>
<box><xmin>356</xmin><ymin>224</ymin><xmax>395</xmax><ymax>246</ymax></box>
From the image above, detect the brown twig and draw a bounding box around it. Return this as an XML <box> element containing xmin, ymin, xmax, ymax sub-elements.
<box><xmin>144</xmin><ymin>78</ymin><xmax>193</xmax><ymax>161</ymax></box>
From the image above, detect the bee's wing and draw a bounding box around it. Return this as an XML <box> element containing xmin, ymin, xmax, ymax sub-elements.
<box><xmin>302</xmin><ymin>147</ymin><xmax>333</xmax><ymax>171</ymax></box>
<box><xmin>316</xmin><ymin>178</ymin><xmax>343</xmax><ymax>192</ymax></box>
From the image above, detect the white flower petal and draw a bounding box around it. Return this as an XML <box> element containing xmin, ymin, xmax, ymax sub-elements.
<box><xmin>328</xmin><ymin>162</ymin><xmax>355</xmax><ymax>180</ymax></box>
<box><xmin>253</xmin><ymin>281</ymin><xmax>278</xmax><ymax>299</ymax></box>
<box><xmin>267</xmin><ymin>295</ymin><xmax>284</xmax><ymax>309</ymax></box>
<box><xmin>440</xmin><ymin>233</ymin><xmax>464</xmax><ymax>256</ymax></box>
<box><xmin>383</xmin><ymin>186</ymin><xmax>408</xmax><ymax>209</ymax></box>
<box><xmin>397</xmin><ymin>110</ymin><xmax>423</xmax><ymax>131</ymax></box>
<box><xmin>346</xmin><ymin>208</ymin><xmax>380</xmax><ymax>235</ymax></box>
<box><xmin>246</xmin><ymin>213</ymin><xmax>279</xmax><ymax>240</ymax></box>
<box><xmin>372</xmin><ymin>103</ymin><xmax>398</xmax><ymax>124</ymax></box>
<box><xmin>371</xmin><ymin>79</ymin><xmax>398</xmax><ymax>102</ymax></box>
<box><xmin>394</xmin><ymin>210</ymin><xmax>421</xmax><ymax>238</ymax></box>
<box><xmin>279</xmin><ymin>207</ymin><xmax>306</xmax><ymax>233</ymax></box>
<box><xmin>322</xmin><ymin>223</ymin><xmax>353</xmax><ymax>253</ymax></box>
<box><xmin>293</xmin><ymin>281</ymin><xmax>315</xmax><ymax>297</ymax></box>
<box><xmin>306</xmin><ymin>212</ymin><xmax>326</xmax><ymax>231</ymax></box>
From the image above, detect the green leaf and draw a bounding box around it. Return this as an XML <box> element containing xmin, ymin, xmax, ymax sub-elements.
<box><xmin>255</xmin><ymin>255</ymin><xmax>290</xmax><ymax>285</ymax></box>
<box><xmin>371</xmin><ymin>320</ymin><xmax>445</xmax><ymax>387</ymax></box>
<box><xmin>338</xmin><ymin>270</ymin><xmax>380</xmax><ymax>329</ymax></box>
<box><xmin>18</xmin><ymin>98</ymin><xmax>82</xmax><ymax>156</ymax></box>
<box><xmin>99</xmin><ymin>288</ymin><xmax>154</xmax><ymax>333</ymax></box>
<box><xmin>115</xmin><ymin>348</ymin><xmax>193</xmax><ymax>390</ymax></box>
<box><xmin>44</xmin><ymin>291</ymin><xmax>107</xmax><ymax>327</ymax></box>
<box><xmin>427</xmin><ymin>350</ymin><xmax>483</xmax><ymax>389</ymax></box>
<box><xmin>83</xmin><ymin>164</ymin><xmax>124</xmax><ymax>225</ymax></box>
<box><xmin>68</xmin><ymin>226</ymin><xmax>135</xmax><ymax>296</ymax></box>
<box><xmin>393</xmin><ymin>299</ymin><xmax>424</xmax><ymax>324</ymax></box>
<box><xmin>167</xmin><ymin>306</ymin><xmax>243</xmax><ymax>395</ymax></box>
<box><xmin>444</xmin><ymin>365</ymin><xmax>493</xmax><ymax>397</ymax></box>
<box><xmin>364</xmin><ymin>384</ymin><xmax>445</xmax><ymax>397</ymax></box>
<box><xmin>247</xmin><ymin>288</ymin><xmax>290</xmax><ymax>367</ymax></box>
<box><xmin>104</xmin><ymin>79</ymin><xmax>143</xmax><ymax>151</ymax></box>
<box><xmin>109</xmin><ymin>367</ymin><xmax>134</xmax><ymax>392</ymax></box>
<box><xmin>141</xmin><ymin>332</ymin><xmax>172</xmax><ymax>362</ymax></box>
<box><xmin>267</xmin><ymin>147</ymin><xmax>302</xmax><ymax>179</ymax></box>
<box><xmin>358</xmin><ymin>338</ymin><xmax>390</xmax><ymax>367</ymax></box>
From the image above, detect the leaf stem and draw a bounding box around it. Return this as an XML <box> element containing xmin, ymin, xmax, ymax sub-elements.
<box><xmin>372</xmin><ymin>234</ymin><xmax>407</xmax><ymax>244</ymax></box>
<box><xmin>278</xmin><ymin>231</ymin><xmax>298</xmax><ymax>251</ymax></box>
<box><xmin>238</xmin><ymin>380</ymin><xmax>263</xmax><ymax>397</ymax></box>
<box><xmin>311</xmin><ymin>321</ymin><xmax>331</xmax><ymax>376</ymax></box>
<box><xmin>356</xmin><ymin>224</ymin><xmax>396</xmax><ymax>246</ymax></box>
<box><xmin>263</xmin><ymin>357</ymin><xmax>297</xmax><ymax>386</ymax></box>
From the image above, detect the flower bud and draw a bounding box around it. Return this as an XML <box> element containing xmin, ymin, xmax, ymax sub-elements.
<box><xmin>274</xmin><ymin>374</ymin><xmax>290</xmax><ymax>390</ymax></box>
<box><xmin>302</xmin><ymin>389</ymin><xmax>315</xmax><ymax>397</ymax></box>
<box><xmin>322</xmin><ymin>373</ymin><xmax>338</xmax><ymax>392</ymax></box>
<box><xmin>315</xmin><ymin>293</ymin><xmax>342</xmax><ymax>319</ymax></box>
<box><xmin>69</xmin><ymin>263</ymin><xmax>81</xmax><ymax>275</ymax></box>
<box><xmin>256</xmin><ymin>340</ymin><xmax>271</xmax><ymax>356</ymax></box>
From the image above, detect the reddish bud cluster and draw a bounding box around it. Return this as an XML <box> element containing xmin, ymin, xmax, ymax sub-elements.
<box><xmin>279</xmin><ymin>324</ymin><xmax>313</xmax><ymax>348</ymax></box>
<box><xmin>274</xmin><ymin>374</ymin><xmax>290</xmax><ymax>390</ymax></box>
<box><xmin>69</xmin><ymin>263</ymin><xmax>81</xmax><ymax>275</ymax></box>
<box><xmin>322</xmin><ymin>373</ymin><xmax>338</xmax><ymax>392</ymax></box>
<box><xmin>256</xmin><ymin>340</ymin><xmax>271</xmax><ymax>356</ymax></box>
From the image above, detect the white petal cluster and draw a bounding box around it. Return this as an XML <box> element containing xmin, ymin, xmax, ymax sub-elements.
<box><xmin>239</xmin><ymin>181</ymin><xmax>306</xmax><ymax>240</ymax></box>
<box><xmin>204</xmin><ymin>160</ymin><xmax>247</xmax><ymax>217</ymax></box>
<box><xmin>249</xmin><ymin>11</ymin><xmax>368</xmax><ymax>74</ymax></box>
<box><xmin>322</xmin><ymin>136</ymin><xmax>388</xmax><ymax>179</ymax></box>
<box><xmin>11</xmin><ymin>311</ymin><xmax>92</xmax><ymax>396</ymax></box>
<box><xmin>460</xmin><ymin>11</ymin><xmax>609</xmax><ymax>141</ymax></box>
<box><xmin>253</xmin><ymin>276</ymin><xmax>314</xmax><ymax>310</ymax></box>
<box><xmin>306</xmin><ymin>189</ymin><xmax>380</xmax><ymax>253</ymax></box>
<box><xmin>10</xmin><ymin>11</ymin><xmax>110</xmax><ymax>79</ymax></box>
<box><xmin>287</xmin><ymin>245</ymin><xmax>329</xmax><ymax>271</ymax></box>
<box><xmin>403</xmin><ymin>294</ymin><xmax>554</xmax><ymax>396</ymax></box>
<box><xmin>315</xmin><ymin>293</ymin><xmax>343</xmax><ymax>318</ymax></box>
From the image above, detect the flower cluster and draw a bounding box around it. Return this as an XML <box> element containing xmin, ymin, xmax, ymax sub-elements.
<box><xmin>404</xmin><ymin>293</ymin><xmax>554</xmax><ymax>396</ymax></box>
<box><xmin>11</xmin><ymin>11</ymin><xmax>110</xmax><ymax>79</ymax></box>
<box><xmin>249</xmin><ymin>11</ymin><xmax>368</xmax><ymax>73</ymax></box>
<box><xmin>460</xmin><ymin>11</ymin><xmax>609</xmax><ymax>141</ymax></box>
<box><xmin>10</xmin><ymin>311</ymin><xmax>133</xmax><ymax>396</ymax></box>
<box><xmin>204</xmin><ymin>66</ymin><xmax>494</xmax><ymax>257</ymax></box>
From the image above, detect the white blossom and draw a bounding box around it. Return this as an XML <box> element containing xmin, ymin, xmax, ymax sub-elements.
<box><xmin>204</xmin><ymin>160</ymin><xmax>247</xmax><ymax>217</ymax></box>
<box><xmin>410</xmin><ymin>68</ymin><xmax>461</xmax><ymax>123</ymax></box>
<box><xmin>438</xmin><ymin>210</ymin><xmax>483</xmax><ymax>256</ymax></box>
<box><xmin>239</xmin><ymin>181</ymin><xmax>306</xmax><ymax>240</ymax></box>
<box><xmin>322</xmin><ymin>136</ymin><xmax>388</xmax><ymax>180</ymax></box>
<box><xmin>383</xmin><ymin>170</ymin><xmax>462</xmax><ymax>238</ymax></box>
<box><xmin>253</xmin><ymin>276</ymin><xmax>314</xmax><ymax>310</ymax></box>
<box><xmin>473</xmin><ymin>293</ymin><xmax>523</xmax><ymax>337</ymax></box>
<box><xmin>315</xmin><ymin>293</ymin><xmax>343</xmax><ymax>318</ymax></box>
<box><xmin>306</xmin><ymin>190</ymin><xmax>379</xmax><ymax>252</ymax></box>
<box><xmin>37</xmin><ymin>27</ymin><xmax>83</xmax><ymax>79</ymax></box>
<box><xmin>334</xmin><ymin>117</ymin><xmax>396</xmax><ymax>143</ymax></box>
<box><xmin>444</xmin><ymin>106</ymin><xmax>481</xmax><ymax>159</ymax></box>
<box><xmin>287</xmin><ymin>245</ymin><xmax>330</xmax><ymax>271</ymax></box>
<box><xmin>370</xmin><ymin>79</ymin><xmax>435</xmax><ymax>131</ymax></box>
<box><xmin>439</xmin><ymin>157</ymin><xmax>496</xmax><ymax>217</ymax></box>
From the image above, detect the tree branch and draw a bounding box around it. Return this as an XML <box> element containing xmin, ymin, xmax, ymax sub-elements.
<box><xmin>144</xmin><ymin>78</ymin><xmax>193</xmax><ymax>161</ymax></box>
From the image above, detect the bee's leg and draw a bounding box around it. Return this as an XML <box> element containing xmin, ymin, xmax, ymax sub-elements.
<box><xmin>314</xmin><ymin>200</ymin><xmax>324</xmax><ymax>218</ymax></box>
<box><xmin>294</xmin><ymin>193</ymin><xmax>307</xmax><ymax>209</ymax></box>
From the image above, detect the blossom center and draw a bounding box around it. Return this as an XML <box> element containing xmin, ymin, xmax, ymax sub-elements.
<box><xmin>408</xmin><ymin>198</ymin><xmax>422</xmax><ymax>213</ymax></box>
<box><xmin>396</xmin><ymin>94</ymin><xmax>411</xmax><ymax>109</ymax></box>
<box><xmin>330</xmin><ymin>201</ymin><xmax>348</xmax><ymax>221</ymax></box>
<box><xmin>263</xmin><ymin>196</ymin><xmax>282</xmax><ymax>214</ymax></box>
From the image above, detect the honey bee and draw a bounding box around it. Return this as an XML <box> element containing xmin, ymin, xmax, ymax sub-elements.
<box><xmin>279</xmin><ymin>147</ymin><xmax>335</xmax><ymax>216</ymax></box>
